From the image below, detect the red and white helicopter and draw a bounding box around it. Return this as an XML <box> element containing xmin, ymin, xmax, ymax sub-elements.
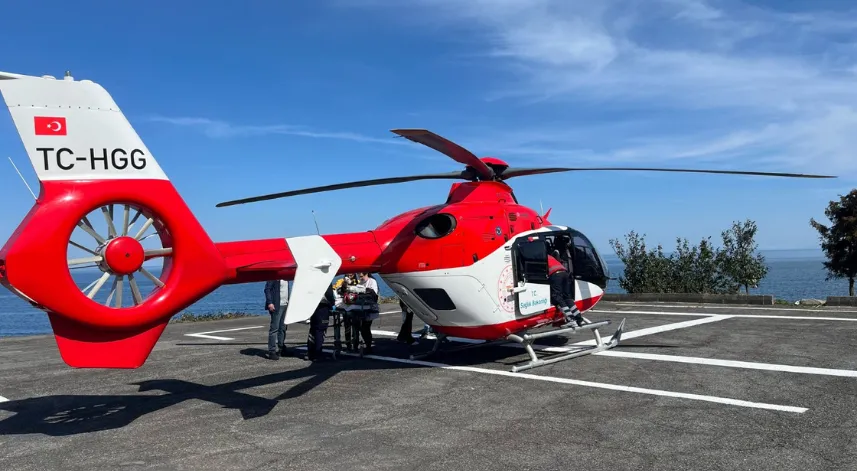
<box><xmin>0</xmin><ymin>69</ymin><xmax>835</xmax><ymax>372</ymax></box>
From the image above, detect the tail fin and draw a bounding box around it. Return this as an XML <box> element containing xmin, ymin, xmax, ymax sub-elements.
<box><xmin>0</xmin><ymin>70</ymin><xmax>229</xmax><ymax>368</ymax></box>
<box><xmin>0</xmin><ymin>71</ymin><xmax>169</xmax><ymax>182</ymax></box>
<box><xmin>542</xmin><ymin>208</ymin><xmax>552</xmax><ymax>222</ymax></box>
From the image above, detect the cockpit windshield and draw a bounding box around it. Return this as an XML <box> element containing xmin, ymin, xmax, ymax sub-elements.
<box><xmin>570</xmin><ymin>229</ymin><xmax>609</xmax><ymax>287</ymax></box>
<box><xmin>544</xmin><ymin>228</ymin><xmax>609</xmax><ymax>289</ymax></box>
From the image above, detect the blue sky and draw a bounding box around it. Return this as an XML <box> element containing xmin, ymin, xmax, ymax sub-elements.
<box><xmin>0</xmin><ymin>0</ymin><xmax>855</xmax><ymax>256</ymax></box>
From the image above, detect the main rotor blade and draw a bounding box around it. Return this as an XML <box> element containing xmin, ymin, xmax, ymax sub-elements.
<box><xmin>499</xmin><ymin>167</ymin><xmax>836</xmax><ymax>179</ymax></box>
<box><xmin>216</xmin><ymin>171</ymin><xmax>468</xmax><ymax>207</ymax></box>
<box><xmin>391</xmin><ymin>129</ymin><xmax>495</xmax><ymax>180</ymax></box>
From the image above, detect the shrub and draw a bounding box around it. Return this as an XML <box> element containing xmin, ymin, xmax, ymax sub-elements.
<box><xmin>609</xmin><ymin>220</ymin><xmax>768</xmax><ymax>294</ymax></box>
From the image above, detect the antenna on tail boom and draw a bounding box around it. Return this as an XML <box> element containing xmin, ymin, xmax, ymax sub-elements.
<box><xmin>7</xmin><ymin>156</ymin><xmax>37</xmax><ymax>201</ymax></box>
<box><xmin>311</xmin><ymin>210</ymin><xmax>321</xmax><ymax>235</ymax></box>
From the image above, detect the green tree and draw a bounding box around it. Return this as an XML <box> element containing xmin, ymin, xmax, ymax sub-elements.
<box><xmin>609</xmin><ymin>233</ymin><xmax>727</xmax><ymax>294</ymax></box>
<box><xmin>609</xmin><ymin>231</ymin><xmax>662</xmax><ymax>293</ymax></box>
<box><xmin>686</xmin><ymin>236</ymin><xmax>731</xmax><ymax>294</ymax></box>
<box><xmin>809</xmin><ymin>190</ymin><xmax>857</xmax><ymax>296</ymax></box>
<box><xmin>718</xmin><ymin>220</ymin><xmax>768</xmax><ymax>294</ymax></box>
<box><xmin>669</xmin><ymin>237</ymin><xmax>697</xmax><ymax>293</ymax></box>
<box><xmin>610</xmin><ymin>221</ymin><xmax>767</xmax><ymax>295</ymax></box>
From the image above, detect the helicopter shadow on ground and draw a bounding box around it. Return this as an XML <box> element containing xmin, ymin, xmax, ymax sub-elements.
<box><xmin>320</xmin><ymin>326</ymin><xmax>683</xmax><ymax>373</ymax></box>
<box><xmin>0</xmin><ymin>355</ymin><xmax>418</xmax><ymax>438</ymax></box>
<box><xmin>0</xmin><ymin>328</ymin><xmax>680</xmax><ymax>438</ymax></box>
<box><xmin>395</xmin><ymin>335</ymin><xmax>681</xmax><ymax>370</ymax></box>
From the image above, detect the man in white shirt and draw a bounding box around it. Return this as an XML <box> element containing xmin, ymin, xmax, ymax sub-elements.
<box><xmin>264</xmin><ymin>279</ymin><xmax>290</xmax><ymax>360</ymax></box>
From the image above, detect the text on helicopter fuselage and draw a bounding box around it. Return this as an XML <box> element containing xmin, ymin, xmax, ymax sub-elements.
<box><xmin>36</xmin><ymin>147</ymin><xmax>147</xmax><ymax>171</ymax></box>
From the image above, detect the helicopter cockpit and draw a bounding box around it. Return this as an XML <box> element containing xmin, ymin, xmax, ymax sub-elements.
<box><xmin>548</xmin><ymin>228</ymin><xmax>610</xmax><ymax>289</ymax></box>
<box><xmin>512</xmin><ymin>227</ymin><xmax>610</xmax><ymax>290</ymax></box>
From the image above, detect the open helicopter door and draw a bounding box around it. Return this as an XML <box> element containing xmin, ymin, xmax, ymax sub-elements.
<box><xmin>505</xmin><ymin>231</ymin><xmax>624</xmax><ymax>373</ymax></box>
<box><xmin>509</xmin><ymin>234</ymin><xmax>552</xmax><ymax>317</ymax></box>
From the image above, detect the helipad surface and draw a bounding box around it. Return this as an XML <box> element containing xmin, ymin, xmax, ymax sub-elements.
<box><xmin>1</xmin><ymin>302</ymin><xmax>856</xmax><ymax>470</ymax></box>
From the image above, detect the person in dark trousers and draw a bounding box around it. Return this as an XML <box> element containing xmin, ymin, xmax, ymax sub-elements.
<box><xmin>332</xmin><ymin>274</ymin><xmax>359</xmax><ymax>352</ymax></box>
<box><xmin>264</xmin><ymin>279</ymin><xmax>290</xmax><ymax>360</ymax></box>
<box><xmin>354</xmin><ymin>272</ymin><xmax>380</xmax><ymax>355</ymax></box>
<box><xmin>547</xmin><ymin>255</ymin><xmax>585</xmax><ymax>326</ymax></box>
<box><xmin>307</xmin><ymin>283</ymin><xmax>336</xmax><ymax>361</ymax></box>
<box><xmin>397</xmin><ymin>300</ymin><xmax>421</xmax><ymax>345</ymax></box>
<box><xmin>341</xmin><ymin>274</ymin><xmax>358</xmax><ymax>351</ymax></box>
<box><xmin>553</xmin><ymin>246</ymin><xmax>578</xmax><ymax>303</ymax></box>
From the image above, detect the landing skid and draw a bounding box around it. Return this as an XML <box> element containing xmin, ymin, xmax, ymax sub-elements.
<box><xmin>409</xmin><ymin>317</ymin><xmax>626</xmax><ymax>373</ymax></box>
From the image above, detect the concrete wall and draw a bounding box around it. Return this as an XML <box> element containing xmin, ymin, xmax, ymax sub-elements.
<box><xmin>603</xmin><ymin>293</ymin><xmax>856</xmax><ymax>306</ymax></box>
<box><xmin>825</xmin><ymin>296</ymin><xmax>857</xmax><ymax>307</ymax></box>
<box><xmin>389</xmin><ymin>291</ymin><xmax>854</xmax><ymax>306</ymax></box>
<box><xmin>602</xmin><ymin>293</ymin><xmax>774</xmax><ymax>305</ymax></box>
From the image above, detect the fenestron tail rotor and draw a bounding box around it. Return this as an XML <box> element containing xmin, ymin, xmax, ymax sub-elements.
<box><xmin>215</xmin><ymin>128</ymin><xmax>836</xmax><ymax>207</ymax></box>
<box><xmin>67</xmin><ymin>203</ymin><xmax>173</xmax><ymax>309</ymax></box>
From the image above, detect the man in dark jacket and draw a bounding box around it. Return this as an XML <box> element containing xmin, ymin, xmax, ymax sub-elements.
<box><xmin>264</xmin><ymin>279</ymin><xmax>290</xmax><ymax>360</ymax></box>
<box><xmin>307</xmin><ymin>283</ymin><xmax>336</xmax><ymax>361</ymax></box>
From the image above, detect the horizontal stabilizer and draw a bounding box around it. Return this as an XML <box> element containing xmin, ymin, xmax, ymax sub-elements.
<box><xmin>284</xmin><ymin>235</ymin><xmax>342</xmax><ymax>324</ymax></box>
<box><xmin>48</xmin><ymin>314</ymin><xmax>168</xmax><ymax>368</ymax></box>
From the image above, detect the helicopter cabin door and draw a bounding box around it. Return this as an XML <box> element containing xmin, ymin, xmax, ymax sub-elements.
<box><xmin>510</xmin><ymin>234</ymin><xmax>551</xmax><ymax>316</ymax></box>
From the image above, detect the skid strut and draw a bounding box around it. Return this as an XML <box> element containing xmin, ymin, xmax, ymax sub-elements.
<box><xmin>410</xmin><ymin>317</ymin><xmax>626</xmax><ymax>373</ymax></box>
<box><xmin>508</xmin><ymin>318</ymin><xmax>625</xmax><ymax>372</ymax></box>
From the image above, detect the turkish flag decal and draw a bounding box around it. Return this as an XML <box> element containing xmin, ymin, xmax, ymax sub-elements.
<box><xmin>34</xmin><ymin>116</ymin><xmax>67</xmax><ymax>136</ymax></box>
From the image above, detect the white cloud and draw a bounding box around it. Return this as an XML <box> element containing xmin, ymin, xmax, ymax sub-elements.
<box><xmin>343</xmin><ymin>0</ymin><xmax>857</xmax><ymax>175</ymax></box>
<box><xmin>664</xmin><ymin>0</ymin><xmax>723</xmax><ymax>21</ymax></box>
<box><xmin>146</xmin><ymin>116</ymin><xmax>405</xmax><ymax>145</ymax></box>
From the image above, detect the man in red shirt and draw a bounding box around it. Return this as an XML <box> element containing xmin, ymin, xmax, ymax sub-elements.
<box><xmin>547</xmin><ymin>254</ymin><xmax>585</xmax><ymax>326</ymax></box>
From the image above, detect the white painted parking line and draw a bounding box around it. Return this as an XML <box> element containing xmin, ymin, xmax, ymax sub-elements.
<box><xmin>590</xmin><ymin>309</ymin><xmax>857</xmax><ymax>322</ymax></box>
<box><xmin>590</xmin><ymin>309</ymin><xmax>720</xmax><ymax>317</ymax></box>
<box><xmin>182</xmin><ymin>310</ymin><xmax>403</xmax><ymax>341</ymax></box>
<box><xmin>185</xmin><ymin>326</ymin><xmax>264</xmax><ymax>341</ymax></box>
<box><xmin>606</xmin><ymin>302</ymin><xmax>857</xmax><ymax>314</ymax></box>
<box><xmin>373</xmin><ymin>315</ymin><xmax>732</xmax><ymax>348</ymax></box>
<box><xmin>0</xmin><ymin>395</ymin><xmax>8</xmax><ymax>403</ymax></box>
<box><xmin>373</xmin><ymin>311</ymin><xmax>857</xmax><ymax>378</ymax></box>
<box><xmin>719</xmin><ymin>314</ymin><xmax>857</xmax><ymax>322</ymax></box>
<box><xmin>595</xmin><ymin>351</ymin><xmax>857</xmax><ymax>377</ymax></box>
<box><xmin>371</xmin><ymin>316</ymin><xmax>732</xmax><ymax>350</ymax></box>
<box><xmin>308</xmin><ymin>346</ymin><xmax>806</xmax><ymax>413</ymax></box>
<box><xmin>571</xmin><ymin>315</ymin><xmax>733</xmax><ymax>346</ymax></box>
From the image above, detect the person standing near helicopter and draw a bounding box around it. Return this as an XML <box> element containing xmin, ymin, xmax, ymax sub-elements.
<box><xmin>349</xmin><ymin>272</ymin><xmax>380</xmax><ymax>355</ymax></box>
<box><xmin>338</xmin><ymin>273</ymin><xmax>360</xmax><ymax>352</ymax></box>
<box><xmin>547</xmin><ymin>253</ymin><xmax>585</xmax><ymax>327</ymax></box>
<box><xmin>263</xmin><ymin>278</ymin><xmax>290</xmax><ymax>360</ymax></box>
<box><xmin>306</xmin><ymin>282</ymin><xmax>336</xmax><ymax>361</ymax></box>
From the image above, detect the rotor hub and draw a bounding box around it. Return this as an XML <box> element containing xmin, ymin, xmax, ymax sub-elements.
<box><xmin>102</xmin><ymin>236</ymin><xmax>145</xmax><ymax>275</ymax></box>
<box><xmin>479</xmin><ymin>157</ymin><xmax>509</xmax><ymax>180</ymax></box>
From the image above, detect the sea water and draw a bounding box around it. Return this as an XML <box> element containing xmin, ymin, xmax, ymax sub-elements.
<box><xmin>0</xmin><ymin>249</ymin><xmax>848</xmax><ymax>337</ymax></box>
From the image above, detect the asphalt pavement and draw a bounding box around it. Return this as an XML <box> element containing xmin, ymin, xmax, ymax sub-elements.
<box><xmin>2</xmin><ymin>301</ymin><xmax>857</xmax><ymax>470</ymax></box>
